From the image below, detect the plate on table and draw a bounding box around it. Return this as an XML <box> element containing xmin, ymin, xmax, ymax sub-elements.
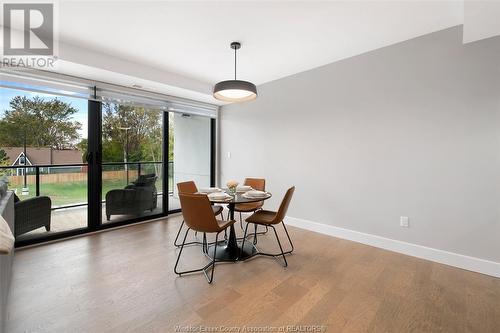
<box><xmin>207</xmin><ymin>192</ymin><xmax>232</xmax><ymax>201</ymax></box>
<box><xmin>242</xmin><ymin>190</ymin><xmax>269</xmax><ymax>199</ymax></box>
<box><xmin>198</xmin><ymin>187</ymin><xmax>222</xmax><ymax>194</ymax></box>
<box><xmin>236</xmin><ymin>185</ymin><xmax>253</xmax><ymax>193</ymax></box>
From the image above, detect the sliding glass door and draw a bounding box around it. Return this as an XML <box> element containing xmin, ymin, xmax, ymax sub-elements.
<box><xmin>101</xmin><ymin>99</ymin><xmax>164</xmax><ymax>223</ymax></box>
<box><xmin>0</xmin><ymin>86</ymin><xmax>89</xmax><ymax>242</ymax></box>
<box><xmin>1</xmin><ymin>74</ymin><xmax>217</xmax><ymax>246</ymax></box>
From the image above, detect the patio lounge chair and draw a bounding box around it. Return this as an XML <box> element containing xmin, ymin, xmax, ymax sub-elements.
<box><xmin>14</xmin><ymin>194</ymin><xmax>52</xmax><ymax>237</ymax></box>
<box><xmin>105</xmin><ymin>174</ymin><xmax>158</xmax><ymax>220</ymax></box>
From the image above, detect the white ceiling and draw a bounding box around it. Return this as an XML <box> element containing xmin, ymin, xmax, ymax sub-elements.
<box><xmin>463</xmin><ymin>0</ymin><xmax>500</xmax><ymax>43</ymax></box>
<box><xmin>52</xmin><ymin>1</ymin><xmax>465</xmax><ymax>103</ymax></box>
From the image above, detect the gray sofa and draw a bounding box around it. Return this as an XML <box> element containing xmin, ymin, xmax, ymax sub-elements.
<box><xmin>0</xmin><ymin>191</ymin><xmax>14</xmax><ymax>333</ymax></box>
<box><xmin>105</xmin><ymin>174</ymin><xmax>158</xmax><ymax>220</ymax></box>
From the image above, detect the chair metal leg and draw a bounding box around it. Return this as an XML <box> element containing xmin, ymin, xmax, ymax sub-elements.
<box><xmin>174</xmin><ymin>228</ymin><xmax>190</xmax><ymax>275</ymax></box>
<box><xmin>174</xmin><ymin>228</ymin><xmax>221</xmax><ymax>284</ymax></box>
<box><xmin>271</xmin><ymin>225</ymin><xmax>288</xmax><ymax>267</ymax></box>
<box><xmin>239</xmin><ymin>222</ymin><xmax>251</xmax><ymax>259</ymax></box>
<box><xmin>241</xmin><ymin>222</ymin><xmax>294</xmax><ymax>267</ymax></box>
<box><xmin>281</xmin><ymin>221</ymin><xmax>294</xmax><ymax>253</ymax></box>
<box><xmin>202</xmin><ymin>233</ymin><xmax>207</xmax><ymax>253</ymax></box>
<box><xmin>253</xmin><ymin>224</ymin><xmax>258</xmax><ymax>245</ymax></box>
<box><xmin>205</xmin><ymin>232</ymin><xmax>220</xmax><ymax>284</ymax></box>
<box><xmin>239</xmin><ymin>212</ymin><xmax>243</xmax><ymax>229</ymax></box>
<box><xmin>173</xmin><ymin>220</ymin><xmax>185</xmax><ymax>247</ymax></box>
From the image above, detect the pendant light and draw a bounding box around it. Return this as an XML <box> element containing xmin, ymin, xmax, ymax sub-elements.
<box><xmin>213</xmin><ymin>42</ymin><xmax>257</xmax><ymax>102</ymax></box>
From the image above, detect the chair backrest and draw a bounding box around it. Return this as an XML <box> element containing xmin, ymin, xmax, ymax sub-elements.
<box><xmin>244</xmin><ymin>178</ymin><xmax>265</xmax><ymax>191</ymax></box>
<box><xmin>273</xmin><ymin>186</ymin><xmax>295</xmax><ymax>223</ymax></box>
<box><xmin>141</xmin><ymin>176</ymin><xmax>157</xmax><ymax>187</ymax></box>
<box><xmin>179</xmin><ymin>193</ymin><xmax>220</xmax><ymax>233</ymax></box>
<box><xmin>243</xmin><ymin>178</ymin><xmax>266</xmax><ymax>209</ymax></box>
<box><xmin>137</xmin><ymin>173</ymin><xmax>156</xmax><ymax>181</ymax></box>
<box><xmin>177</xmin><ymin>181</ymin><xmax>198</xmax><ymax>194</ymax></box>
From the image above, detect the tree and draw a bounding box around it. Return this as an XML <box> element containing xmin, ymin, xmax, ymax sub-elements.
<box><xmin>102</xmin><ymin>103</ymin><xmax>164</xmax><ymax>176</ymax></box>
<box><xmin>0</xmin><ymin>149</ymin><xmax>10</xmax><ymax>177</ymax></box>
<box><xmin>168</xmin><ymin>113</ymin><xmax>174</xmax><ymax>161</ymax></box>
<box><xmin>76</xmin><ymin>138</ymin><xmax>88</xmax><ymax>162</ymax></box>
<box><xmin>0</xmin><ymin>149</ymin><xmax>9</xmax><ymax>164</ymax></box>
<box><xmin>0</xmin><ymin>96</ymin><xmax>82</xmax><ymax>149</ymax></box>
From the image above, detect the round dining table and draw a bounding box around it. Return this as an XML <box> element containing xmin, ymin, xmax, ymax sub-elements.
<box><xmin>207</xmin><ymin>191</ymin><xmax>272</xmax><ymax>261</ymax></box>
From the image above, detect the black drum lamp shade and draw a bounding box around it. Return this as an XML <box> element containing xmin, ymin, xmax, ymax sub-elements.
<box><xmin>213</xmin><ymin>42</ymin><xmax>257</xmax><ymax>102</ymax></box>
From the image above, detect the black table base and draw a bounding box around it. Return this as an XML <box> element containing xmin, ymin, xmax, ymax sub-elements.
<box><xmin>206</xmin><ymin>195</ymin><xmax>271</xmax><ymax>262</ymax></box>
<box><xmin>207</xmin><ymin>239</ymin><xmax>257</xmax><ymax>261</ymax></box>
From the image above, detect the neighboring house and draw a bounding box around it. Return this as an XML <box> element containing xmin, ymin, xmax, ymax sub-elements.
<box><xmin>0</xmin><ymin>147</ymin><xmax>84</xmax><ymax>175</ymax></box>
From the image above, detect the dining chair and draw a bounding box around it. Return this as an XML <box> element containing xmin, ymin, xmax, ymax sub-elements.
<box><xmin>174</xmin><ymin>193</ymin><xmax>235</xmax><ymax>283</ymax></box>
<box><xmin>234</xmin><ymin>178</ymin><xmax>266</xmax><ymax>228</ymax></box>
<box><xmin>233</xmin><ymin>178</ymin><xmax>269</xmax><ymax>244</ymax></box>
<box><xmin>241</xmin><ymin>186</ymin><xmax>295</xmax><ymax>267</ymax></box>
<box><xmin>174</xmin><ymin>181</ymin><xmax>224</xmax><ymax>247</ymax></box>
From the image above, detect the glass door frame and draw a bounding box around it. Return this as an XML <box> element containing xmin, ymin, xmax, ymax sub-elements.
<box><xmin>166</xmin><ymin>113</ymin><xmax>217</xmax><ymax>214</ymax></box>
<box><xmin>15</xmin><ymin>105</ymin><xmax>217</xmax><ymax>247</ymax></box>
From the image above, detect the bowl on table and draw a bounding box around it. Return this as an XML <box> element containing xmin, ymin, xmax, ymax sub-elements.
<box><xmin>207</xmin><ymin>192</ymin><xmax>232</xmax><ymax>201</ymax></box>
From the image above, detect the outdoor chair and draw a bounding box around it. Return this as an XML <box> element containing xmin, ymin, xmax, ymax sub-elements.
<box><xmin>14</xmin><ymin>194</ymin><xmax>52</xmax><ymax>237</ymax></box>
<box><xmin>105</xmin><ymin>174</ymin><xmax>158</xmax><ymax>220</ymax></box>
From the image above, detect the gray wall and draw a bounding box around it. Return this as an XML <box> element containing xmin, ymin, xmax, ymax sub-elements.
<box><xmin>220</xmin><ymin>26</ymin><xmax>500</xmax><ymax>262</ymax></box>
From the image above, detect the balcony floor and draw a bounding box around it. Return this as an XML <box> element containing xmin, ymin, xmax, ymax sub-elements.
<box><xmin>16</xmin><ymin>195</ymin><xmax>181</xmax><ymax>242</ymax></box>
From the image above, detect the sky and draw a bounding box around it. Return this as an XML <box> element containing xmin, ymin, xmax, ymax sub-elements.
<box><xmin>0</xmin><ymin>84</ymin><xmax>88</xmax><ymax>140</ymax></box>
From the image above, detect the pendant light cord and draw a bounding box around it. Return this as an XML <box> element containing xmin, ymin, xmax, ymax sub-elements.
<box><xmin>234</xmin><ymin>46</ymin><xmax>237</xmax><ymax>80</ymax></box>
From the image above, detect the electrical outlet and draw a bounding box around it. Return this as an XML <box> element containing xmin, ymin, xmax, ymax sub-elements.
<box><xmin>400</xmin><ymin>216</ymin><xmax>409</xmax><ymax>228</ymax></box>
<box><xmin>227</xmin><ymin>152</ymin><xmax>231</xmax><ymax>159</ymax></box>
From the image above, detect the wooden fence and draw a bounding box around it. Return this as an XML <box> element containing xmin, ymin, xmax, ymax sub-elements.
<box><xmin>7</xmin><ymin>170</ymin><xmax>140</xmax><ymax>186</ymax></box>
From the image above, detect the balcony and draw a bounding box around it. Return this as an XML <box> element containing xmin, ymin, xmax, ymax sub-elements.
<box><xmin>1</xmin><ymin>161</ymin><xmax>178</xmax><ymax>242</ymax></box>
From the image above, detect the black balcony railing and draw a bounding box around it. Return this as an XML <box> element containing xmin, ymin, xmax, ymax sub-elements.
<box><xmin>0</xmin><ymin>161</ymin><xmax>173</xmax><ymax>211</ymax></box>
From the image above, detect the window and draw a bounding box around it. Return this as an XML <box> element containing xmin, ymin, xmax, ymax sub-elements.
<box><xmin>0</xmin><ymin>86</ymin><xmax>88</xmax><ymax>240</ymax></box>
<box><xmin>101</xmin><ymin>100</ymin><xmax>164</xmax><ymax>222</ymax></box>
<box><xmin>0</xmin><ymin>73</ymin><xmax>217</xmax><ymax>246</ymax></box>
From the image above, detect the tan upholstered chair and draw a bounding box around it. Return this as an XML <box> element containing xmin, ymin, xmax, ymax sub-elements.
<box><xmin>174</xmin><ymin>181</ymin><xmax>224</xmax><ymax>247</ymax></box>
<box><xmin>242</xmin><ymin>186</ymin><xmax>295</xmax><ymax>267</ymax></box>
<box><xmin>174</xmin><ymin>193</ymin><xmax>235</xmax><ymax>283</ymax></box>
<box><xmin>234</xmin><ymin>178</ymin><xmax>266</xmax><ymax>227</ymax></box>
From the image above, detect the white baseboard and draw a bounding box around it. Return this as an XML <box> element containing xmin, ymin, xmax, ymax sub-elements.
<box><xmin>285</xmin><ymin>216</ymin><xmax>500</xmax><ymax>278</ymax></box>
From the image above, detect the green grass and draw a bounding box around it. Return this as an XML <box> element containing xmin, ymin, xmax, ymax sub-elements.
<box><xmin>10</xmin><ymin>178</ymin><xmax>172</xmax><ymax>207</ymax></box>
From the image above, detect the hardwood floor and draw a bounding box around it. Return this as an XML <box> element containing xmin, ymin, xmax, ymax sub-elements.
<box><xmin>6</xmin><ymin>214</ymin><xmax>500</xmax><ymax>332</ymax></box>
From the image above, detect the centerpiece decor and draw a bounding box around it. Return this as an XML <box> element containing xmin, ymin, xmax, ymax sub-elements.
<box><xmin>226</xmin><ymin>180</ymin><xmax>239</xmax><ymax>196</ymax></box>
